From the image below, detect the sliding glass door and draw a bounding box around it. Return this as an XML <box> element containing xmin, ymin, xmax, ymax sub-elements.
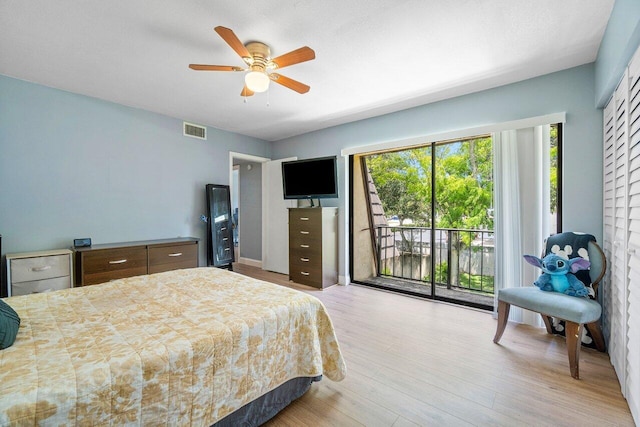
<box><xmin>353</xmin><ymin>136</ymin><xmax>494</xmax><ymax>309</ymax></box>
<box><xmin>349</xmin><ymin>125</ymin><xmax>560</xmax><ymax>311</ymax></box>
<box><xmin>432</xmin><ymin>137</ymin><xmax>494</xmax><ymax>306</ymax></box>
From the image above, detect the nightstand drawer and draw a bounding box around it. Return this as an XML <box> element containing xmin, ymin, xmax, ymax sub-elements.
<box><xmin>11</xmin><ymin>276</ymin><xmax>71</xmax><ymax>296</ymax></box>
<box><xmin>7</xmin><ymin>249</ymin><xmax>74</xmax><ymax>297</ymax></box>
<box><xmin>10</xmin><ymin>254</ymin><xmax>70</xmax><ymax>283</ymax></box>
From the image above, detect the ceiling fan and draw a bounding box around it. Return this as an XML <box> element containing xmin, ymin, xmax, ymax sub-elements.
<box><xmin>189</xmin><ymin>26</ymin><xmax>315</xmax><ymax>96</ymax></box>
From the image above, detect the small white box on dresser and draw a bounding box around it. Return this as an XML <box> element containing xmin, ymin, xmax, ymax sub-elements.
<box><xmin>6</xmin><ymin>249</ymin><xmax>74</xmax><ymax>296</ymax></box>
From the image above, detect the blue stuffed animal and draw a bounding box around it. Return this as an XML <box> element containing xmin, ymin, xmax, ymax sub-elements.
<box><xmin>523</xmin><ymin>253</ymin><xmax>591</xmax><ymax>297</ymax></box>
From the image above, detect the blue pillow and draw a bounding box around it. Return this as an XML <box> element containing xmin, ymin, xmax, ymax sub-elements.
<box><xmin>0</xmin><ymin>299</ymin><xmax>20</xmax><ymax>349</ymax></box>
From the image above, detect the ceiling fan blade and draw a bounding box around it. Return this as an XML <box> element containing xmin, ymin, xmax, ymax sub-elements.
<box><xmin>241</xmin><ymin>86</ymin><xmax>255</xmax><ymax>97</ymax></box>
<box><xmin>214</xmin><ymin>26</ymin><xmax>251</xmax><ymax>59</ymax></box>
<box><xmin>189</xmin><ymin>64</ymin><xmax>245</xmax><ymax>72</ymax></box>
<box><xmin>271</xmin><ymin>46</ymin><xmax>315</xmax><ymax>69</ymax></box>
<box><xmin>270</xmin><ymin>73</ymin><xmax>310</xmax><ymax>94</ymax></box>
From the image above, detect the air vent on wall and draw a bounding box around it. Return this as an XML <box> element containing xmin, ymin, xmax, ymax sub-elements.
<box><xmin>183</xmin><ymin>122</ymin><xmax>207</xmax><ymax>140</ymax></box>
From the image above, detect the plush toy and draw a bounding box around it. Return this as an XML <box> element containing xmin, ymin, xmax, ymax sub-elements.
<box><xmin>523</xmin><ymin>253</ymin><xmax>591</xmax><ymax>297</ymax></box>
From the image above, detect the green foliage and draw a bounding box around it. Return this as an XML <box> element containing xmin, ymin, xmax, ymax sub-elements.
<box><xmin>380</xmin><ymin>266</ymin><xmax>392</xmax><ymax>276</ymax></box>
<box><xmin>458</xmin><ymin>272</ymin><xmax>495</xmax><ymax>293</ymax></box>
<box><xmin>367</xmin><ymin>149</ymin><xmax>432</xmax><ymax>226</ymax></box>
<box><xmin>368</xmin><ymin>137</ymin><xmax>494</xmax><ymax>230</ymax></box>
<box><xmin>435</xmin><ymin>137</ymin><xmax>493</xmax><ymax>230</ymax></box>
<box><xmin>435</xmin><ymin>261</ymin><xmax>448</xmax><ymax>284</ymax></box>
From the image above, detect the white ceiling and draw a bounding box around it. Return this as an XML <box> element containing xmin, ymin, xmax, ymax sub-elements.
<box><xmin>0</xmin><ymin>0</ymin><xmax>615</xmax><ymax>142</ymax></box>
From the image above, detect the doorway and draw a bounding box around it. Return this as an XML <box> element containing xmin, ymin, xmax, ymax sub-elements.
<box><xmin>228</xmin><ymin>152</ymin><xmax>295</xmax><ymax>273</ymax></box>
<box><xmin>229</xmin><ymin>152</ymin><xmax>269</xmax><ymax>268</ymax></box>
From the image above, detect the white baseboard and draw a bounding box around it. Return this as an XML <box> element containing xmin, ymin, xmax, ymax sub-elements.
<box><xmin>238</xmin><ymin>257</ymin><xmax>262</xmax><ymax>268</ymax></box>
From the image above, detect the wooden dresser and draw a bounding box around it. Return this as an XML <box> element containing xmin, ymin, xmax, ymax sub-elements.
<box><xmin>288</xmin><ymin>207</ymin><xmax>338</xmax><ymax>289</ymax></box>
<box><xmin>74</xmin><ymin>237</ymin><xmax>199</xmax><ymax>286</ymax></box>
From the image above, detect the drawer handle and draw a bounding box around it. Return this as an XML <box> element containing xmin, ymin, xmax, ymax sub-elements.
<box><xmin>300</xmin><ymin>271</ymin><xmax>310</xmax><ymax>276</ymax></box>
<box><xmin>300</xmin><ymin>231</ymin><xmax>310</xmax><ymax>235</ymax></box>
<box><xmin>223</xmin><ymin>237</ymin><xmax>229</xmax><ymax>241</ymax></box>
<box><xmin>109</xmin><ymin>259</ymin><xmax>128</xmax><ymax>264</ymax></box>
<box><xmin>31</xmin><ymin>265</ymin><xmax>52</xmax><ymax>272</ymax></box>
<box><xmin>168</xmin><ymin>252</ymin><xmax>183</xmax><ymax>257</ymax></box>
<box><xmin>300</xmin><ymin>217</ymin><xmax>309</xmax><ymax>221</ymax></box>
<box><xmin>300</xmin><ymin>244</ymin><xmax>310</xmax><ymax>248</ymax></box>
<box><xmin>224</xmin><ymin>248</ymin><xmax>230</xmax><ymax>251</ymax></box>
<box><xmin>300</xmin><ymin>258</ymin><xmax>310</xmax><ymax>262</ymax></box>
<box><xmin>221</xmin><ymin>227</ymin><xmax>227</xmax><ymax>231</ymax></box>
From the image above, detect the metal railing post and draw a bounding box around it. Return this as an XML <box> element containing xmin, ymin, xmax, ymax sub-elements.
<box><xmin>376</xmin><ymin>226</ymin><xmax>382</xmax><ymax>277</ymax></box>
<box><xmin>447</xmin><ymin>229</ymin><xmax>452</xmax><ymax>289</ymax></box>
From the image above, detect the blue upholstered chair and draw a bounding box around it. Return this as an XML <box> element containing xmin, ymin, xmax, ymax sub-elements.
<box><xmin>493</xmin><ymin>232</ymin><xmax>607</xmax><ymax>379</ymax></box>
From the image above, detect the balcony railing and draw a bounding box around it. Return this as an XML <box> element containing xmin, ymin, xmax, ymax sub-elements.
<box><xmin>376</xmin><ymin>226</ymin><xmax>495</xmax><ymax>295</ymax></box>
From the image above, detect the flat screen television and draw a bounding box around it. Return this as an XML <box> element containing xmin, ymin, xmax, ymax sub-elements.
<box><xmin>282</xmin><ymin>156</ymin><xmax>338</xmax><ymax>200</ymax></box>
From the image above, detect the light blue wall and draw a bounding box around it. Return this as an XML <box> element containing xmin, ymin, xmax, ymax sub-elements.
<box><xmin>238</xmin><ymin>162</ymin><xmax>262</xmax><ymax>262</ymax></box>
<box><xmin>595</xmin><ymin>0</ymin><xmax>640</xmax><ymax>107</ymax></box>
<box><xmin>272</xmin><ymin>64</ymin><xmax>602</xmax><ymax>281</ymax></box>
<box><xmin>0</xmin><ymin>75</ymin><xmax>269</xmax><ymax>266</ymax></box>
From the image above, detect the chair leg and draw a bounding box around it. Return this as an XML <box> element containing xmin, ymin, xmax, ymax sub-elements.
<box><xmin>493</xmin><ymin>300</ymin><xmax>510</xmax><ymax>344</ymax></box>
<box><xmin>541</xmin><ymin>314</ymin><xmax>554</xmax><ymax>334</ymax></box>
<box><xmin>586</xmin><ymin>321</ymin><xmax>606</xmax><ymax>352</ymax></box>
<box><xmin>565</xmin><ymin>321</ymin><xmax>583</xmax><ymax>379</ymax></box>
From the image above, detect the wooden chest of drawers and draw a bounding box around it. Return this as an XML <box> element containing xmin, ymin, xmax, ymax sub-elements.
<box><xmin>75</xmin><ymin>238</ymin><xmax>199</xmax><ymax>286</ymax></box>
<box><xmin>6</xmin><ymin>249</ymin><xmax>74</xmax><ymax>296</ymax></box>
<box><xmin>288</xmin><ymin>208</ymin><xmax>338</xmax><ymax>289</ymax></box>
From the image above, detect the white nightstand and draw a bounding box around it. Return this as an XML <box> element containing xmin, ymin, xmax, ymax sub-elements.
<box><xmin>6</xmin><ymin>249</ymin><xmax>74</xmax><ymax>296</ymax></box>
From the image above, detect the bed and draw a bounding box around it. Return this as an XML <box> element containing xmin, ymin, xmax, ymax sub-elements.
<box><xmin>0</xmin><ymin>267</ymin><xmax>346</xmax><ymax>426</ymax></box>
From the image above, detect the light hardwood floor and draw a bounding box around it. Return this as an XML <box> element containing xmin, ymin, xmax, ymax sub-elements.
<box><xmin>232</xmin><ymin>263</ymin><xmax>635</xmax><ymax>427</ymax></box>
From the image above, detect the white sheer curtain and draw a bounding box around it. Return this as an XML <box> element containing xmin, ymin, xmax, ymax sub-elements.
<box><xmin>493</xmin><ymin>125</ymin><xmax>551</xmax><ymax>325</ymax></box>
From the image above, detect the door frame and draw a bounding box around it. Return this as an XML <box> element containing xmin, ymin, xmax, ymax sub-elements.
<box><xmin>229</xmin><ymin>152</ymin><xmax>270</xmax><ymax>268</ymax></box>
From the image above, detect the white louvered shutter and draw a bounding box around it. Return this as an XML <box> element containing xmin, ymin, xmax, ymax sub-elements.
<box><xmin>603</xmin><ymin>97</ymin><xmax>616</xmax><ymax>351</ymax></box>
<box><xmin>610</xmin><ymin>71</ymin><xmax>630</xmax><ymax>387</ymax></box>
<box><xmin>625</xmin><ymin>50</ymin><xmax>640</xmax><ymax>423</ymax></box>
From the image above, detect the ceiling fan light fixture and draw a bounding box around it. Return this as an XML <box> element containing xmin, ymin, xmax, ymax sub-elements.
<box><xmin>245</xmin><ymin>70</ymin><xmax>270</xmax><ymax>93</ymax></box>
<box><xmin>190</xmin><ymin>27</ymin><xmax>315</xmax><ymax>96</ymax></box>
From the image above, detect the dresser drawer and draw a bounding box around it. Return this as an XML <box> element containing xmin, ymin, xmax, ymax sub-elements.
<box><xmin>289</xmin><ymin>220</ymin><xmax>322</xmax><ymax>238</ymax></box>
<box><xmin>10</xmin><ymin>254</ymin><xmax>70</xmax><ymax>283</ymax></box>
<box><xmin>148</xmin><ymin>242</ymin><xmax>198</xmax><ymax>274</ymax></box>
<box><xmin>289</xmin><ymin>264</ymin><xmax>323</xmax><ymax>287</ymax></box>
<box><xmin>80</xmin><ymin>246</ymin><xmax>147</xmax><ymax>286</ymax></box>
<box><xmin>290</xmin><ymin>246</ymin><xmax>322</xmax><ymax>286</ymax></box>
<box><xmin>289</xmin><ymin>233</ymin><xmax>322</xmax><ymax>252</ymax></box>
<box><xmin>11</xmin><ymin>277</ymin><xmax>71</xmax><ymax>296</ymax></box>
<box><xmin>290</xmin><ymin>245</ymin><xmax>320</xmax><ymax>265</ymax></box>
<box><xmin>289</xmin><ymin>208</ymin><xmax>322</xmax><ymax>223</ymax></box>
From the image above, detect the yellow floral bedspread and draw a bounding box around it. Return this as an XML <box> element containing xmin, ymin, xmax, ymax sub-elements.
<box><xmin>0</xmin><ymin>267</ymin><xmax>346</xmax><ymax>426</ymax></box>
